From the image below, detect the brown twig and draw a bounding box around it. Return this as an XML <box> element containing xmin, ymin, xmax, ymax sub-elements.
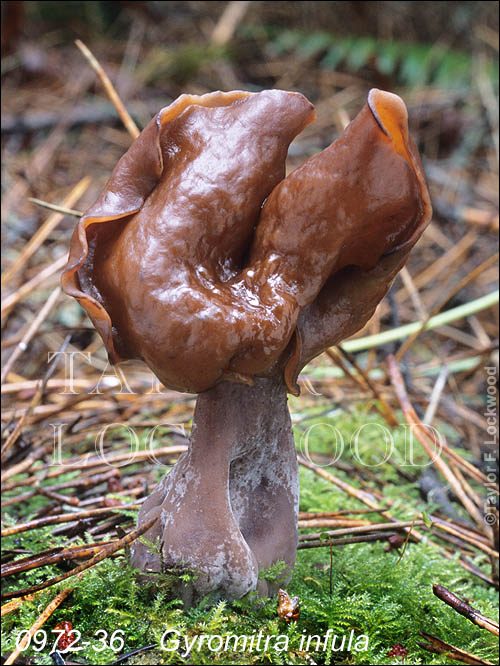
<box><xmin>298</xmin><ymin>509</ymin><xmax>389</xmax><ymax>519</ymax></box>
<box><xmin>297</xmin><ymin>455</ymin><xmax>435</xmax><ymax>545</ymax></box>
<box><xmin>1</xmin><ymin>442</ymin><xmax>53</xmax><ymax>484</ymax></box>
<box><xmin>338</xmin><ymin>347</ymin><xmax>399</xmax><ymax>426</ymax></box>
<box><xmin>451</xmin><ymin>463</ymin><xmax>487</xmax><ymax>510</ymax></box>
<box><xmin>4</xmin><ymin>587</ymin><xmax>74</xmax><ymax>665</ymax></box>
<box><xmin>2</xmin><ymin>470</ymin><xmax>121</xmax><ymax>505</ymax></box>
<box><xmin>75</xmin><ymin>39</ymin><xmax>140</xmax><ymax>139</ymax></box>
<box><xmin>298</xmin><ymin>520</ymin><xmax>424</xmax><ymax>542</ymax></box>
<box><xmin>433</xmin><ymin>584</ymin><xmax>499</xmax><ymax>636</ymax></box>
<box><xmin>432</xmin><ymin>520</ymin><xmax>499</xmax><ymax>559</ymax></box>
<box><xmin>412</xmin><ymin>230</ymin><xmax>478</xmax><ymax>291</ymax></box>
<box><xmin>1</xmin><ymin>445</ymin><xmax>187</xmax><ymax>491</ymax></box>
<box><xmin>0</xmin><ymin>286</ymin><xmax>62</xmax><ymax>388</ymax></box>
<box><xmin>297</xmin><ymin>518</ymin><xmax>371</xmax><ymax>528</ymax></box>
<box><xmin>433</xmin><ymin>516</ymin><xmax>493</xmax><ymax>544</ymax></box>
<box><xmin>418</xmin><ymin>631</ymin><xmax>495</xmax><ymax>665</ymax></box>
<box><xmin>1</xmin><ymin>333</ymin><xmax>69</xmax><ymax>460</ymax></box>
<box><xmin>388</xmin><ymin>355</ymin><xmax>487</xmax><ymax>530</ymax></box>
<box><xmin>396</xmin><ymin>251</ymin><xmax>499</xmax><ymax>361</ymax></box>
<box><xmin>1</xmin><ymin>177</ymin><xmax>90</xmax><ymax>285</ymax></box>
<box><xmin>326</xmin><ymin>348</ymin><xmax>398</xmax><ymax>426</ymax></box>
<box><xmin>36</xmin><ymin>485</ymin><xmax>80</xmax><ymax>507</ymax></box>
<box><xmin>1</xmin><ymin>541</ymin><xmax>115</xmax><ymax>578</ymax></box>
<box><xmin>298</xmin><ymin>456</ymin><xmax>382</xmax><ymax>511</ymax></box>
<box><xmin>1</xmin><ymin>515</ymin><xmax>157</xmax><ymax>600</ymax></box>
<box><xmin>1</xmin><ymin>253</ymin><xmax>68</xmax><ymax>315</ymax></box>
<box><xmin>1</xmin><ymin>593</ymin><xmax>36</xmax><ymax>617</ymax></box>
<box><xmin>2</xmin><ymin>469</ymin><xmax>121</xmax><ymax>504</ymax></box>
<box><xmin>1</xmin><ymin>504</ymin><xmax>140</xmax><ymax>537</ymax></box>
<box><xmin>297</xmin><ymin>533</ymin><xmax>396</xmax><ymax>549</ymax></box>
<box><xmin>298</xmin><ymin>411</ymin><xmax>496</xmax><ymax>585</ymax></box>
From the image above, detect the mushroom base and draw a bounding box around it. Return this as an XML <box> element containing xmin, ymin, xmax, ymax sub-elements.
<box><xmin>131</xmin><ymin>375</ymin><xmax>299</xmax><ymax>606</ymax></box>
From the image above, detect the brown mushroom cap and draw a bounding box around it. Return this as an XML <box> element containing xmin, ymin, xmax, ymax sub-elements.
<box><xmin>62</xmin><ymin>88</ymin><xmax>431</xmax><ymax>394</ymax></box>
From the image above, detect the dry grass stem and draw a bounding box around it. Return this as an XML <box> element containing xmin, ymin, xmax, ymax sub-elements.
<box><xmin>75</xmin><ymin>39</ymin><xmax>140</xmax><ymax>139</ymax></box>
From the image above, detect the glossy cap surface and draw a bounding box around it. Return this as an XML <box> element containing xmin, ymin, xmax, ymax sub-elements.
<box><xmin>62</xmin><ymin>88</ymin><xmax>431</xmax><ymax>393</ymax></box>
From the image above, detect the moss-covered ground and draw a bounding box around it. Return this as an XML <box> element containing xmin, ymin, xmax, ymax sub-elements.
<box><xmin>2</xmin><ymin>404</ymin><xmax>498</xmax><ymax>665</ymax></box>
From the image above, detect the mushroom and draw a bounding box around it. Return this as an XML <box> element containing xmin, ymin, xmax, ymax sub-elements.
<box><xmin>62</xmin><ymin>88</ymin><xmax>431</xmax><ymax>604</ymax></box>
